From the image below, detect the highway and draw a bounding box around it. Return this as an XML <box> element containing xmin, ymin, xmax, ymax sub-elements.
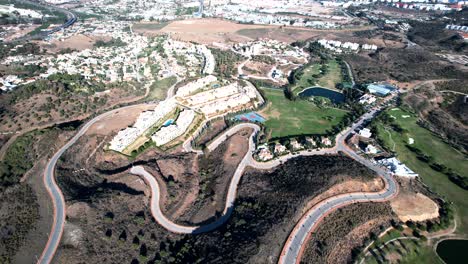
<box><xmin>12</xmin><ymin>0</ymin><xmax>77</xmax><ymax>42</ymax></box>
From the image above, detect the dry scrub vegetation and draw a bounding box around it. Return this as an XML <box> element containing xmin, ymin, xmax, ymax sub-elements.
<box><xmin>301</xmin><ymin>202</ymin><xmax>395</xmax><ymax>264</ymax></box>
<box><xmin>56</xmin><ymin>141</ymin><xmax>380</xmax><ymax>264</ymax></box>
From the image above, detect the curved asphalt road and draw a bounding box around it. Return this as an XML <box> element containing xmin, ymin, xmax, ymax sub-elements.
<box><xmin>129</xmin><ymin>108</ymin><xmax>399</xmax><ymax>249</ymax></box>
<box><xmin>39</xmin><ymin>86</ymin><xmax>397</xmax><ymax>263</ymax></box>
<box><xmin>38</xmin><ymin>104</ymin><xmax>154</xmax><ymax>264</ymax></box>
<box><xmin>130</xmin><ymin>123</ymin><xmax>261</xmax><ymax>234</ymax></box>
<box><xmin>278</xmin><ymin>107</ymin><xmax>399</xmax><ymax>264</ymax></box>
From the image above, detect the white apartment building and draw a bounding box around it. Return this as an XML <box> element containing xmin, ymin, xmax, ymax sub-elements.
<box><xmin>182</xmin><ymin>82</ymin><xmax>259</xmax><ymax>117</ymax></box>
<box><xmin>317</xmin><ymin>39</ymin><xmax>378</xmax><ymax>53</ymax></box>
<box><xmin>176</xmin><ymin>75</ymin><xmax>218</xmax><ymax>97</ymax></box>
<box><xmin>109</xmin><ymin>98</ymin><xmax>177</xmax><ymax>152</ymax></box>
<box><xmin>151</xmin><ymin>109</ymin><xmax>195</xmax><ymax>146</ymax></box>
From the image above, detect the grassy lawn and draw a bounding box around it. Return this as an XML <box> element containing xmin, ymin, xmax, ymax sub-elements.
<box><xmin>365</xmin><ymin>239</ymin><xmax>442</xmax><ymax>264</ymax></box>
<box><xmin>399</xmin><ymin>243</ymin><xmax>442</xmax><ymax>264</ymax></box>
<box><xmin>375</xmin><ymin>108</ymin><xmax>468</xmax><ymax>235</ymax></box>
<box><xmin>259</xmin><ymin>88</ymin><xmax>348</xmax><ymax>139</ymax></box>
<box><xmin>317</xmin><ymin>59</ymin><xmax>342</xmax><ymax>89</ymax></box>
<box><xmin>292</xmin><ymin>60</ymin><xmax>342</xmax><ymax>94</ymax></box>
<box><xmin>372</xmin><ymin>230</ymin><xmax>402</xmax><ymax>249</ymax></box>
<box><xmin>147</xmin><ymin>76</ymin><xmax>177</xmax><ymax>100</ymax></box>
<box><xmin>292</xmin><ymin>64</ymin><xmax>321</xmax><ymax>94</ymax></box>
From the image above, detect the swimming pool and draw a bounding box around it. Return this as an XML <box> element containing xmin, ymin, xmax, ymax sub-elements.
<box><xmin>162</xmin><ymin>119</ymin><xmax>174</xmax><ymax>127</ymax></box>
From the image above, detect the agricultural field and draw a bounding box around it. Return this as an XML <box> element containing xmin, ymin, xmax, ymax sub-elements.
<box><xmin>259</xmin><ymin>88</ymin><xmax>348</xmax><ymax>139</ymax></box>
<box><xmin>373</xmin><ymin>108</ymin><xmax>468</xmax><ymax>235</ymax></box>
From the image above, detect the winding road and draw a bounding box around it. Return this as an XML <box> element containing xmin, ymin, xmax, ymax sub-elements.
<box><xmin>37</xmin><ymin>104</ymin><xmax>154</xmax><ymax>264</ymax></box>
<box><xmin>130</xmin><ymin>123</ymin><xmax>260</xmax><ymax>234</ymax></box>
<box><xmin>131</xmin><ymin>105</ymin><xmax>399</xmax><ymax>264</ymax></box>
<box><xmin>38</xmin><ymin>91</ymin><xmax>398</xmax><ymax>264</ymax></box>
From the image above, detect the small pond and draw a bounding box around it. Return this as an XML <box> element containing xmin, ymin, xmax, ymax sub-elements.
<box><xmin>298</xmin><ymin>87</ymin><xmax>345</xmax><ymax>104</ymax></box>
<box><xmin>436</xmin><ymin>239</ymin><xmax>468</xmax><ymax>263</ymax></box>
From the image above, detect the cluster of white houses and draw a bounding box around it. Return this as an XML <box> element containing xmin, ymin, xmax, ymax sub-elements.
<box><xmin>233</xmin><ymin>39</ymin><xmax>308</xmax><ymax>60</ymax></box>
<box><xmin>317</xmin><ymin>39</ymin><xmax>378</xmax><ymax>53</ymax></box>
<box><xmin>155</xmin><ymin>38</ymin><xmax>214</xmax><ymax>79</ymax></box>
<box><xmin>256</xmin><ymin>136</ymin><xmax>333</xmax><ymax>161</ymax></box>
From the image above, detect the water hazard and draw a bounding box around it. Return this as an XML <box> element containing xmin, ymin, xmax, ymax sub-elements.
<box><xmin>436</xmin><ymin>239</ymin><xmax>468</xmax><ymax>263</ymax></box>
<box><xmin>298</xmin><ymin>87</ymin><xmax>345</xmax><ymax>104</ymax></box>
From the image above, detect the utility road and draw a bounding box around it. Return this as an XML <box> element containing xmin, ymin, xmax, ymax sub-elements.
<box><xmin>130</xmin><ymin>106</ymin><xmax>398</xmax><ymax>245</ymax></box>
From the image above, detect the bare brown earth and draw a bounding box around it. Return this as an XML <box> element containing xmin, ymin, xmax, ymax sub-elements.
<box><xmin>327</xmin><ymin>217</ymin><xmax>391</xmax><ymax>263</ymax></box>
<box><xmin>1</xmin><ymin>24</ymin><xmax>40</xmax><ymax>41</ymax></box>
<box><xmin>85</xmin><ymin>104</ymin><xmax>156</xmax><ymax>136</ymax></box>
<box><xmin>134</xmin><ymin>18</ymin><xmax>376</xmax><ymax>45</ymax></box>
<box><xmin>135</xmin><ymin>18</ymin><xmax>271</xmax><ymax>44</ymax></box>
<box><xmin>0</xmin><ymin>86</ymin><xmax>143</xmax><ymax>133</ymax></box>
<box><xmin>193</xmin><ymin>118</ymin><xmax>227</xmax><ymax>147</ymax></box>
<box><xmin>390</xmin><ymin>193</ymin><xmax>439</xmax><ymax>222</ymax></box>
<box><xmin>236</xmin><ymin>25</ymin><xmax>377</xmax><ymax>44</ymax></box>
<box><xmin>176</xmin><ymin>128</ymin><xmax>253</xmax><ymax>225</ymax></box>
<box><xmin>243</xmin><ymin>60</ymin><xmax>272</xmax><ymax>76</ymax></box>
<box><xmin>41</xmin><ymin>34</ymin><xmax>111</xmax><ymax>53</ymax></box>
